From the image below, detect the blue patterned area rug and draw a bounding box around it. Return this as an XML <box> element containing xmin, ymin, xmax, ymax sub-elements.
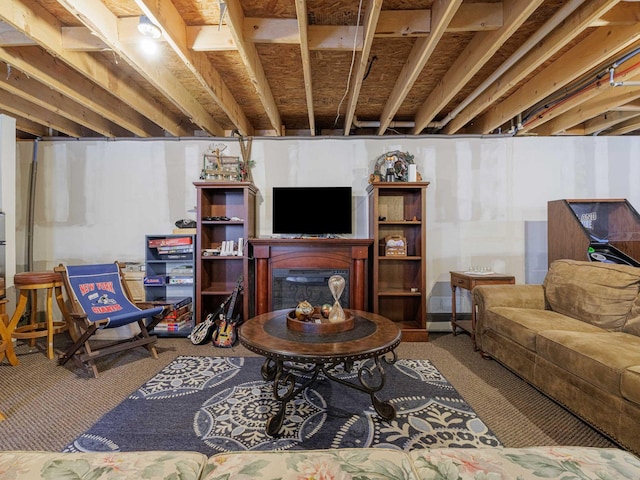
<box><xmin>65</xmin><ymin>356</ymin><xmax>501</xmax><ymax>454</ymax></box>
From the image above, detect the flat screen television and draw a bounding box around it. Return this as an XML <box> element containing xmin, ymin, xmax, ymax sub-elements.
<box><xmin>272</xmin><ymin>186</ymin><xmax>352</xmax><ymax>236</ymax></box>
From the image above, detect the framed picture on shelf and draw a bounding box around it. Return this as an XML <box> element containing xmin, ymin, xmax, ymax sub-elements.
<box><xmin>384</xmin><ymin>235</ymin><xmax>407</xmax><ymax>256</ymax></box>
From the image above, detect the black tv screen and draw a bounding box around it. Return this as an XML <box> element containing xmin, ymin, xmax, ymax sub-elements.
<box><xmin>272</xmin><ymin>186</ymin><xmax>352</xmax><ymax>235</ymax></box>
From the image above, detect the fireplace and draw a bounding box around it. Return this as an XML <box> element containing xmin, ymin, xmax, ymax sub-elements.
<box><xmin>272</xmin><ymin>268</ymin><xmax>350</xmax><ymax>310</ymax></box>
<box><xmin>249</xmin><ymin>238</ymin><xmax>373</xmax><ymax>315</ymax></box>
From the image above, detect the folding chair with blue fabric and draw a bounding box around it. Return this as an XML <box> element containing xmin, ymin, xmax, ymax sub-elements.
<box><xmin>55</xmin><ymin>262</ymin><xmax>166</xmax><ymax>377</ymax></box>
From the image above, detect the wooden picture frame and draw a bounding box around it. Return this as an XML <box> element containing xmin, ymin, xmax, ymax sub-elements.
<box><xmin>385</xmin><ymin>235</ymin><xmax>407</xmax><ymax>256</ymax></box>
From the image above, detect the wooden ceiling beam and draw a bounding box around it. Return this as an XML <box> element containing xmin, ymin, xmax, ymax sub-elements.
<box><xmin>583</xmin><ymin>110</ymin><xmax>640</xmax><ymax>134</ymax></box>
<box><xmin>26</xmin><ymin>4</ymin><xmax>501</xmax><ymax>54</ymax></box>
<box><xmin>468</xmin><ymin>22</ymin><xmax>640</xmax><ymax>134</ymax></box>
<box><xmin>135</xmin><ymin>0</ymin><xmax>253</xmax><ymax>137</ymax></box>
<box><xmin>295</xmin><ymin>0</ymin><xmax>315</xmax><ymax>136</ymax></box>
<box><xmin>611</xmin><ymin>99</ymin><xmax>640</xmax><ymax>111</ymax></box>
<box><xmin>412</xmin><ymin>0</ymin><xmax>542</xmax><ymax>134</ymax></box>
<box><xmin>225</xmin><ymin>0</ymin><xmax>282</xmax><ymax>136</ymax></box>
<box><xmin>1</xmin><ymin>0</ymin><xmax>189</xmax><ymax>137</ymax></box>
<box><xmin>343</xmin><ymin>0</ymin><xmax>383</xmax><ymax>136</ymax></box>
<box><xmin>591</xmin><ymin>2</ymin><xmax>640</xmax><ymax>25</ymax></box>
<box><xmin>603</xmin><ymin>114</ymin><xmax>640</xmax><ymax>134</ymax></box>
<box><xmin>522</xmin><ymin>55</ymin><xmax>640</xmax><ymax>134</ymax></box>
<box><xmin>377</xmin><ymin>0</ymin><xmax>463</xmax><ymax>135</ymax></box>
<box><xmin>0</xmin><ymin>47</ymin><xmax>166</xmax><ymax>138</ymax></box>
<box><xmin>531</xmin><ymin>68</ymin><xmax>640</xmax><ymax>135</ymax></box>
<box><xmin>0</xmin><ymin>88</ymin><xmax>95</xmax><ymax>137</ymax></box>
<box><xmin>1</xmin><ymin>108</ymin><xmax>52</xmax><ymax>137</ymax></box>
<box><xmin>0</xmin><ymin>65</ymin><xmax>129</xmax><ymax>137</ymax></box>
<box><xmin>56</xmin><ymin>0</ymin><xmax>224</xmax><ymax>137</ymax></box>
<box><xmin>444</xmin><ymin>0</ymin><xmax>622</xmax><ymax>135</ymax></box>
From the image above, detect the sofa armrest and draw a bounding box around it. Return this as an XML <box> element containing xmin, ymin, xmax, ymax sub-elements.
<box><xmin>473</xmin><ymin>284</ymin><xmax>546</xmax><ymax>311</ymax></box>
<box><xmin>473</xmin><ymin>284</ymin><xmax>546</xmax><ymax>350</ymax></box>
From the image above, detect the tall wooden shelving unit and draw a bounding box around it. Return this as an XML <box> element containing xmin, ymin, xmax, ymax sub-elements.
<box><xmin>367</xmin><ymin>182</ymin><xmax>429</xmax><ymax>341</ymax></box>
<box><xmin>194</xmin><ymin>182</ymin><xmax>257</xmax><ymax>325</ymax></box>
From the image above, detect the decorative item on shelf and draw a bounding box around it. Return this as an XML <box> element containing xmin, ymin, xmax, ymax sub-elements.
<box><xmin>369</xmin><ymin>150</ymin><xmax>420</xmax><ymax>183</ymax></box>
<box><xmin>200</xmin><ymin>143</ymin><xmax>243</xmax><ymax>181</ymax></box>
<box><xmin>385</xmin><ymin>235</ymin><xmax>407</xmax><ymax>256</ymax></box>
<box><xmin>328</xmin><ymin>274</ymin><xmax>346</xmax><ymax>323</ymax></box>
<box><xmin>321</xmin><ymin>303</ymin><xmax>331</xmax><ymax>318</ymax></box>
<box><xmin>294</xmin><ymin>300</ymin><xmax>314</xmax><ymax>321</ymax></box>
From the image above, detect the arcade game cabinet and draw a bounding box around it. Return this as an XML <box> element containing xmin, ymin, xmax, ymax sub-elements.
<box><xmin>548</xmin><ymin>199</ymin><xmax>640</xmax><ymax>267</ymax></box>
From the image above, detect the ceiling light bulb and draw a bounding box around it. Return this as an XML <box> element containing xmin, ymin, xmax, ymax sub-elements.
<box><xmin>139</xmin><ymin>37</ymin><xmax>159</xmax><ymax>55</ymax></box>
<box><xmin>137</xmin><ymin>15</ymin><xmax>161</xmax><ymax>39</ymax></box>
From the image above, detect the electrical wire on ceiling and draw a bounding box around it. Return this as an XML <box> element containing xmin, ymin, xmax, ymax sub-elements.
<box><xmin>363</xmin><ymin>55</ymin><xmax>377</xmax><ymax>81</ymax></box>
<box><xmin>516</xmin><ymin>47</ymin><xmax>640</xmax><ymax>133</ymax></box>
<box><xmin>333</xmin><ymin>0</ymin><xmax>364</xmax><ymax>129</ymax></box>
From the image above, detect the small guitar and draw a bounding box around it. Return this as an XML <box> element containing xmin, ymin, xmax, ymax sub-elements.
<box><xmin>189</xmin><ymin>296</ymin><xmax>231</xmax><ymax>345</ymax></box>
<box><xmin>213</xmin><ymin>275</ymin><xmax>243</xmax><ymax>348</ymax></box>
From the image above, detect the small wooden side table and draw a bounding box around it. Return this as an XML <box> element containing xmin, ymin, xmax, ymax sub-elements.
<box><xmin>450</xmin><ymin>271</ymin><xmax>515</xmax><ymax>348</ymax></box>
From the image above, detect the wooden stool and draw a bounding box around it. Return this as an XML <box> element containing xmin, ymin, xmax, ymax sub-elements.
<box><xmin>0</xmin><ymin>298</ymin><xmax>18</xmax><ymax>366</ymax></box>
<box><xmin>9</xmin><ymin>271</ymin><xmax>68</xmax><ymax>360</ymax></box>
<box><xmin>0</xmin><ymin>298</ymin><xmax>14</xmax><ymax>421</ymax></box>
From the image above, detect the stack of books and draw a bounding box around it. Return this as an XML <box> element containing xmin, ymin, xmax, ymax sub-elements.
<box><xmin>146</xmin><ymin>297</ymin><xmax>194</xmax><ymax>334</ymax></box>
<box><xmin>148</xmin><ymin>236</ymin><xmax>194</xmax><ymax>260</ymax></box>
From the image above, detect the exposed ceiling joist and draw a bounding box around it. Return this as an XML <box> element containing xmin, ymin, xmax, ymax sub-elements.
<box><xmin>444</xmin><ymin>0</ymin><xmax>624</xmax><ymax>134</ymax></box>
<box><xmin>134</xmin><ymin>0</ymin><xmax>253</xmax><ymax>136</ymax></box>
<box><xmin>469</xmin><ymin>21</ymin><xmax>640</xmax><ymax>134</ymax></box>
<box><xmin>342</xmin><ymin>0</ymin><xmax>383</xmax><ymax>136</ymax></box>
<box><xmin>56</xmin><ymin>0</ymin><xmax>225</xmax><ymax>136</ymax></box>
<box><xmin>533</xmin><ymin>67</ymin><xmax>640</xmax><ymax>135</ymax></box>
<box><xmin>411</xmin><ymin>0</ymin><xmax>544</xmax><ymax>134</ymax></box>
<box><xmin>377</xmin><ymin>0</ymin><xmax>463</xmax><ymax>135</ymax></box>
<box><xmin>225</xmin><ymin>0</ymin><xmax>282</xmax><ymax>136</ymax></box>
<box><xmin>294</xmin><ymin>0</ymin><xmax>315</xmax><ymax>136</ymax></box>
<box><xmin>1</xmin><ymin>1</ymin><xmax>639</xmax><ymax>140</ymax></box>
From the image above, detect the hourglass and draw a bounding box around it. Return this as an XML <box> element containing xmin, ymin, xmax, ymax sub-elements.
<box><xmin>328</xmin><ymin>275</ymin><xmax>346</xmax><ymax>323</ymax></box>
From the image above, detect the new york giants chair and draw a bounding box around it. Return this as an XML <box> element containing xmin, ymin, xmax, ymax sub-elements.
<box><xmin>55</xmin><ymin>262</ymin><xmax>166</xmax><ymax>377</ymax></box>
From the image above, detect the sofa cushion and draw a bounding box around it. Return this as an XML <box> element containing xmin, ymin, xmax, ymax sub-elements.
<box><xmin>622</xmin><ymin>365</ymin><xmax>640</xmax><ymax>407</ymax></box>
<box><xmin>536</xmin><ymin>331</ymin><xmax>640</xmax><ymax>397</ymax></box>
<box><xmin>409</xmin><ymin>446</ymin><xmax>640</xmax><ymax>479</ymax></box>
<box><xmin>543</xmin><ymin>259</ymin><xmax>640</xmax><ymax>331</ymax></box>
<box><xmin>0</xmin><ymin>451</ymin><xmax>207</xmax><ymax>480</ymax></box>
<box><xmin>203</xmin><ymin>449</ymin><xmax>418</xmax><ymax>480</ymax></box>
<box><xmin>485</xmin><ymin>307</ymin><xmax>604</xmax><ymax>352</ymax></box>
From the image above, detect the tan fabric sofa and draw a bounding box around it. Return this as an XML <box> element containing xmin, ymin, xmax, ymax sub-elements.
<box><xmin>2</xmin><ymin>446</ymin><xmax>640</xmax><ymax>479</ymax></box>
<box><xmin>473</xmin><ymin>259</ymin><xmax>640</xmax><ymax>455</ymax></box>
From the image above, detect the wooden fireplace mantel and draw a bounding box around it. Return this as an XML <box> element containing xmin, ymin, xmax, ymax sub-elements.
<box><xmin>249</xmin><ymin>238</ymin><xmax>373</xmax><ymax>315</ymax></box>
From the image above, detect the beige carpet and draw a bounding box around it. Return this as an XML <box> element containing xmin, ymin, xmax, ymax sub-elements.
<box><xmin>0</xmin><ymin>332</ymin><xmax>615</xmax><ymax>452</ymax></box>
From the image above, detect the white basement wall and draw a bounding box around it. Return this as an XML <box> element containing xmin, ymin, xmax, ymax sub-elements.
<box><xmin>14</xmin><ymin>135</ymin><xmax>640</xmax><ymax>329</ymax></box>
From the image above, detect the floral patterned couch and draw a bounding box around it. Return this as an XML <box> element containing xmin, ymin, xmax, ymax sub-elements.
<box><xmin>2</xmin><ymin>446</ymin><xmax>640</xmax><ymax>479</ymax></box>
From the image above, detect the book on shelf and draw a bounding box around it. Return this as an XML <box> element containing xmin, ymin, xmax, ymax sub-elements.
<box><xmin>168</xmin><ymin>276</ymin><xmax>194</xmax><ymax>285</ymax></box>
<box><xmin>156</xmin><ymin>245</ymin><xmax>194</xmax><ymax>254</ymax></box>
<box><xmin>158</xmin><ymin>253</ymin><xmax>192</xmax><ymax>260</ymax></box>
<box><xmin>143</xmin><ymin>296</ymin><xmax>192</xmax><ymax>310</ymax></box>
<box><xmin>148</xmin><ymin>236</ymin><xmax>193</xmax><ymax>248</ymax></box>
<box><xmin>169</xmin><ymin>265</ymin><xmax>193</xmax><ymax>275</ymax></box>
<box><xmin>143</xmin><ymin>275</ymin><xmax>167</xmax><ymax>285</ymax></box>
<box><xmin>163</xmin><ymin>303</ymin><xmax>191</xmax><ymax>320</ymax></box>
<box><xmin>154</xmin><ymin>312</ymin><xmax>194</xmax><ymax>332</ymax></box>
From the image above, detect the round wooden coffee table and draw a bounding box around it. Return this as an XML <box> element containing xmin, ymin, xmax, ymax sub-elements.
<box><xmin>239</xmin><ymin>308</ymin><xmax>402</xmax><ymax>436</ymax></box>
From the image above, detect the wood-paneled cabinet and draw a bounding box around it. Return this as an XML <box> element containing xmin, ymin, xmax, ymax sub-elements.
<box><xmin>367</xmin><ymin>182</ymin><xmax>429</xmax><ymax>341</ymax></box>
<box><xmin>194</xmin><ymin>182</ymin><xmax>257</xmax><ymax>324</ymax></box>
